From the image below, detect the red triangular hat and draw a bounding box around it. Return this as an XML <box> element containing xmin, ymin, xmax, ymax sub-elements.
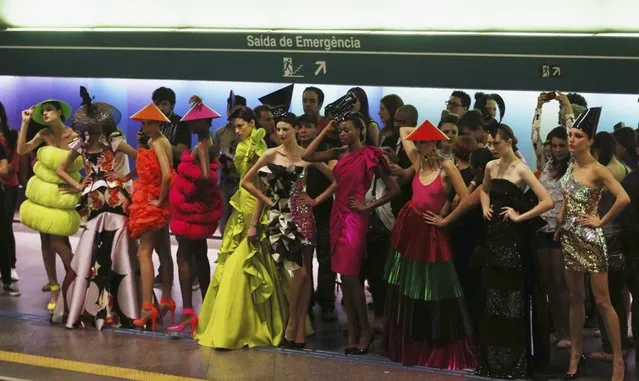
<box><xmin>180</xmin><ymin>102</ymin><xmax>222</xmax><ymax>122</ymax></box>
<box><xmin>130</xmin><ymin>103</ymin><xmax>171</xmax><ymax>122</ymax></box>
<box><xmin>406</xmin><ymin>120</ymin><xmax>449</xmax><ymax>141</ymax></box>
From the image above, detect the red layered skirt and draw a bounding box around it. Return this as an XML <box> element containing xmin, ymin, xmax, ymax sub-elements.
<box><xmin>383</xmin><ymin>201</ymin><xmax>476</xmax><ymax>370</ymax></box>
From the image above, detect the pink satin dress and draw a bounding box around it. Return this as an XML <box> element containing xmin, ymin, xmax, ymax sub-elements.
<box><xmin>330</xmin><ymin>146</ymin><xmax>387</xmax><ymax>277</ymax></box>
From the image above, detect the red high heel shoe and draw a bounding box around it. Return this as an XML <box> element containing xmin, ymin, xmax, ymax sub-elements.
<box><xmin>133</xmin><ymin>303</ymin><xmax>159</xmax><ymax>332</ymax></box>
<box><xmin>167</xmin><ymin>308</ymin><xmax>199</xmax><ymax>338</ymax></box>
<box><xmin>159</xmin><ymin>297</ymin><xmax>176</xmax><ymax>325</ymax></box>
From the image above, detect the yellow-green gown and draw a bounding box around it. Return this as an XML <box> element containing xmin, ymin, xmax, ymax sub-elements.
<box><xmin>195</xmin><ymin>128</ymin><xmax>310</xmax><ymax>349</ymax></box>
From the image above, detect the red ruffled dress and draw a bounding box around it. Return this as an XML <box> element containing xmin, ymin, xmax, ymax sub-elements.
<box><xmin>330</xmin><ymin>146</ymin><xmax>388</xmax><ymax>277</ymax></box>
<box><xmin>169</xmin><ymin>150</ymin><xmax>223</xmax><ymax>240</ymax></box>
<box><xmin>128</xmin><ymin>148</ymin><xmax>175</xmax><ymax>238</ymax></box>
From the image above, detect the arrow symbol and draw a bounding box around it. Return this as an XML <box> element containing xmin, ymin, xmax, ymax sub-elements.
<box><xmin>552</xmin><ymin>66</ymin><xmax>561</xmax><ymax>77</ymax></box>
<box><xmin>314</xmin><ymin>61</ymin><xmax>327</xmax><ymax>75</ymax></box>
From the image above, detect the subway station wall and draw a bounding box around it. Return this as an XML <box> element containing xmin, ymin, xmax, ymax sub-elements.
<box><xmin>3</xmin><ymin>0</ymin><xmax>639</xmax><ymax>32</ymax></box>
<box><xmin>1</xmin><ymin>75</ymin><xmax>638</xmax><ymax>167</ymax></box>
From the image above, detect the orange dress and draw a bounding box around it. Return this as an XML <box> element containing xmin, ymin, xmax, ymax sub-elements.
<box><xmin>128</xmin><ymin>148</ymin><xmax>175</xmax><ymax>238</ymax></box>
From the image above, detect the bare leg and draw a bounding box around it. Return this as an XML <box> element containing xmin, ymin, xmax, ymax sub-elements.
<box><xmin>286</xmin><ymin>266</ymin><xmax>306</xmax><ymax>341</ymax></box>
<box><xmin>40</xmin><ymin>233</ymin><xmax>57</xmax><ymax>284</ymax></box>
<box><xmin>176</xmin><ymin>237</ymin><xmax>193</xmax><ymax>316</ymax></box>
<box><xmin>548</xmin><ymin>247</ymin><xmax>570</xmax><ymax>339</ymax></box>
<box><xmin>48</xmin><ymin>235</ymin><xmax>74</xmax><ymax>307</ymax></box>
<box><xmin>49</xmin><ymin>235</ymin><xmax>73</xmax><ymax>269</ymax></box>
<box><xmin>591</xmin><ymin>272</ymin><xmax>625</xmax><ymax>380</ymax></box>
<box><xmin>138</xmin><ymin>230</ymin><xmax>156</xmax><ymax>307</ymax></box>
<box><xmin>194</xmin><ymin>239</ymin><xmax>210</xmax><ymax>300</ymax></box>
<box><xmin>342</xmin><ymin>274</ymin><xmax>372</xmax><ymax>350</ymax></box>
<box><xmin>340</xmin><ymin>275</ymin><xmax>359</xmax><ymax>349</ymax></box>
<box><xmin>565</xmin><ymin>269</ymin><xmax>586</xmax><ymax>375</ymax></box>
<box><xmin>295</xmin><ymin>248</ymin><xmax>314</xmax><ymax>344</ymax></box>
<box><xmin>155</xmin><ymin>226</ymin><xmax>173</xmax><ymax>300</ymax></box>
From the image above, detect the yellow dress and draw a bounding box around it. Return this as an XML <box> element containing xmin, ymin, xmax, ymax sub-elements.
<box><xmin>19</xmin><ymin>146</ymin><xmax>84</xmax><ymax>236</ymax></box>
<box><xmin>196</xmin><ymin>128</ymin><xmax>306</xmax><ymax>349</ymax></box>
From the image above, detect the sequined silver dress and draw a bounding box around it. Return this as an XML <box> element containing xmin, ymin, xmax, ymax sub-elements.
<box><xmin>259</xmin><ymin>164</ymin><xmax>315</xmax><ymax>271</ymax></box>
<box><xmin>559</xmin><ymin>162</ymin><xmax>607</xmax><ymax>273</ymax></box>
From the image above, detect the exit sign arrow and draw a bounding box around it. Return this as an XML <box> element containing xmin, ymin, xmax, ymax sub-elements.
<box><xmin>314</xmin><ymin>61</ymin><xmax>327</xmax><ymax>75</ymax></box>
<box><xmin>552</xmin><ymin>66</ymin><xmax>561</xmax><ymax>77</ymax></box>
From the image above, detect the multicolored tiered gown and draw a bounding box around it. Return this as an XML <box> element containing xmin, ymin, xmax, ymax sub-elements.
<box><xmin>384</xmin><ymin>169</ymin><xmax>476</xmax><ymax>370</ymax></box>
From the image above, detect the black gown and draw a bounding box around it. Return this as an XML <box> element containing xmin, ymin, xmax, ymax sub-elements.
<box><xmin>475</xmin><ymin>179</ymin><xmax>544</xmax><ymax>379</ymax></box>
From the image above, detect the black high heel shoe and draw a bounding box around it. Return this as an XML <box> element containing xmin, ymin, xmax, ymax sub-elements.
<box><xmin>279</xmin><ymin>338</ymin><xmax>294</xmax><ymax>349</ymax></box>
<box><xmin>349</xmin><ymin>333</ymin><xmax>375</xmax><ymax>355</ymax></box>
<box><xmin>562</xmin><ymin>354</ymin><xmax>586</xmax><ymax>380</ymax></box>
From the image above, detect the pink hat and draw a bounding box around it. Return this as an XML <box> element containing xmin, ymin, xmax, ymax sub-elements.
<box><xmin>180</xmin><ymin>96</ymin><xmax>221</xmax><ymax>122</ymax></box>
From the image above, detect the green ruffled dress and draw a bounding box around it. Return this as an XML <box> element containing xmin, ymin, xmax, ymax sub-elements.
<box><xmin>195</xmin><ymin>128</ymin><xmax>309</xmax><ymax>349</ymax></box>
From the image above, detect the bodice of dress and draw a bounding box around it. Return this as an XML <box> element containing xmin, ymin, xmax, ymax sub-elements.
<box><xmin>233</xmin><ymin>128</ymin><xmax>267</xmax><ymax>180</ymax></box>
<box><xmin>489</xmin><ymin>179</ymin><xmax>526</xmax><ymax>210</ymax></box>
<box><xmin>333</xmin><ymin>146</ymin><xmax>386</xmax><ymax>208</ymax></box>
<box><xmin>560</xmin><ymin>163</ymin><xmax>604</xmax><ymax>231</ymax></box>
<box><xmin>231</xmin><ymin>128</ymin><xmax>267</xmax><ymax>227</ymax></box>
<box><xmin>69</xmin><ymin>137</ymin><xmax>124</xmax><ymax>195</ymax></box>
<box><xmin>538</xmin><ymin>161</ymin><xmax>564</xmax><ymax>232</ymax></box>
<box><xmin>259</xmin><ymin>164</ymin><xmax>306</xmax><ymax>204</ymax></box>
<box><xmin>487</xmin><ymin>179</ymin><xmax>527</xmax><ymax>234</ymax></box>
<box><xmin>259</xmin><ymin>163</ymin><xmax>315</xmax><ymax>250</ymax></box>
<box><xmin>411</xmin><ymin>170</ymin><xmax>447</xmax><ymax>214</ymax></box>
<box><xmin>136</xmin><ymin>148</ymin><xmax>161</xmax><ymax>183</ymax></box>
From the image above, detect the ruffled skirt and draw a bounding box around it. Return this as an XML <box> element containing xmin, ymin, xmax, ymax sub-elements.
<box><xmin>195</xmin><ymin>188</ymin><xmax>312</xmax><ymax>349</ymax></box>
<box><xmin>128</xmin><ymin>149</ymin><xmax>174</xmax><ymax>238</ymax></box>
<box><xmin>169</xmin><ymin>151</ymin><xmax>223</xmax><ymax>240</ymax></box>
<box><xmin>383</xmin><ymin>202</ymin><xmax>476</xmax><ymax>369</ymax></box>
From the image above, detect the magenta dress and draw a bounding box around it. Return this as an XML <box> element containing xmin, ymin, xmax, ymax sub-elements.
<box><xmin>330</xmin><ymin>146</ymin><xmax>387</xmax><ymax>277</ymax></box>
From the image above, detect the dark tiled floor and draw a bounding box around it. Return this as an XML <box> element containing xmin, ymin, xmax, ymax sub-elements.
<box><xmin>1</xmin><ymin>224</ymin><xmax>637</xmax><ymax>380</ymax></box>
<box><xmin>0</xmin><ymin>318</ymin><xmax>474</xmax><ymax>381</ymax></box>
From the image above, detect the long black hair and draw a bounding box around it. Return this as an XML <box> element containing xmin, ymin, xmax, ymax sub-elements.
<box><xmin>593</xmin><ymin>132</ymin><xmax>617</xmax><ymax>166</ymax></box>
<box><xmin>546</xmin><ymin>126</ymin><xmax>570</xmax><ymax>179</ymax></box>
<box><xmin>380</xmin><ymin>94</ymin><xmax>404</xmax><ymax>132</ymax></box>
<box><xmin>613</xmin><ymin>127</ymin><xmax>639</xmax><ymax>163</ymax></box>
<box><xmin>348</xmin><ymin>87</ymin><xmax>372</xmax><ymax>123</ymax></box>
<box><xmin>0</xmin><ymin>102</ymin><xmax>17</xmax><ymax>156</ymax></box>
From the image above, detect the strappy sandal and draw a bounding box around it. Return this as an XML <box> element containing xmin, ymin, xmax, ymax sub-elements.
<box><xmin>589</xmin><ymin>351</ymin><xmax>614</xmax><ymax>362</ymax></box>
<box><xmin>47</xmin><ymin>284</ymin><xmax>61</xmax><ymax>314</ymax></box>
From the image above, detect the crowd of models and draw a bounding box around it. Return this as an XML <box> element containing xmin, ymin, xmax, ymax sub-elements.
<box><xmin>1</xmin><ymin>84</ymin><xmax>638</xmax><ymax>381</ymax></box>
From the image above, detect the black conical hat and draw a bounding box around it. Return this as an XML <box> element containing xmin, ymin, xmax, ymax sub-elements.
<box><xmin>573</xmin><ymin>107</ymin><xmax>601</xmax><ymax>137</ymax></box>
<box><xmin>258</xmin><ymin>84</ymin><xmax>294</xmax><ymax>111</ymax></box>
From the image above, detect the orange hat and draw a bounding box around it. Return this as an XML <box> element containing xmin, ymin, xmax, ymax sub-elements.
<box><xmin>130</xmin><ymin>103</ymin><xmax>171</xmax><ymax>122</ymax></box>
<box><xmin>406</xmin><ymin>120</ymin><xmax>449</xmax><ymax>141</ymax></box>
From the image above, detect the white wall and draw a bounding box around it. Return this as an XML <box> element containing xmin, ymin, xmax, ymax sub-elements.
<box><xmin>2</xmin><ymin>0</ymin><xmax>639</xmax><ymax>32</ymax></box>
